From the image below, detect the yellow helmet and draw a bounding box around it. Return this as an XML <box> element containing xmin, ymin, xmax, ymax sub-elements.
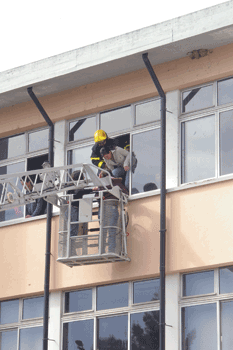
<box><xmin>94</xmin><ymin>130</ymin><xmax>107</xmax><ymax>143</ymax></box>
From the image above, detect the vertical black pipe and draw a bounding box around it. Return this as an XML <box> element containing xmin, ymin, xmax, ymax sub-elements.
<box><xmin>142</xmin><ymin>53</ymin><xmax>166</xmax><ymax>350</ymax></box>
<box><xmin>27</xmin><ymin>87</ymin><xmax>54</xmax><ymax>350</ymax></box>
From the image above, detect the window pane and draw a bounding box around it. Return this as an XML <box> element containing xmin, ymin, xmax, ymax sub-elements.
<box><xmin>19</xmin><ymin>327</ymin><xmax>42</xmax><ymax>350</ymax></box>
<box><xmin>29</xmin><ymin>129</ymin><xmax>48</xmax><ymax>152</ymax></box>
<box><xmin>0</xmin><ymin>162</ymin><xmax>25</xmax><ymax>222</ymax></box>
<box><xmin>181</xmin><ymin>115</ymin><xmax>215</xmax><ymax>183</ymax></box>
<box><xmin>183</xmin><ymin>271</ymin><xmax>214</xmax><ymax>296</ymax></box>
<box><xmin>221</xmin><ymin>300</ymin><xmax>233</xmax><ymax>350</ymax></box>
<box><xmin>132</xmin><ymin>129</ymin><xmax>160</xmax><ymax>194</ymax></box>
<box><xmin>0</xmin><ymin>299</ymin><xmax>19</xmax><ymax>324</ymax></box>
<box><xmin>182</xmin><ymin>304</ymin><xmax>217</xmax><ymax>350</ymax></box>
<box><xmin>98</xmin><ymin>315</ymin><xmax>127</xmax><ymax>350</ymax></box>
<box><xmin>63</xmin><ymin>320</ymin><xmax>93</xmax><ymax>350</ymax></box>
<box><xmin>97</xmin><ymin>283</ymin><xmax>128</xmax><ymax>311</ymax></box>
<box><xmin>220</xmin><ymin>266</ymin><xmax>233</xmax><ymax>294</ymax></box>
<box><xmin>64</xmin><ymin>289</ymin><xmax>92</xmax><ymax>313</ymax></box>
<box><xmin>131</xmin><ymin>311</ymin><xmax>159</xmax><ymax>350</ymax></box>
<box><xmin>23</xmin><ymin>297</ymin><xmax>44</xmax><ymax>319</ymax></box>
<box><xmin>135</xmin><ymin>99</ymin><xmax>160</xmax><ymax>125</ymax></box>
<box><xmin>220</xmin><ymin>109</ymin><xmax>233</xmax><ymax>176</ymax></box>
<box><xmin>182</xmin><ymin>85</ymin><xmax>213</xmax><ymax>113</ymax></box>
<box><xmin>0</xmin><ymin>134</ymin><xmax>26</xmax><ymax>161</ymax></box>
<box><xmin>67</xmin><ymin>146</ymin><xmax>93</xmax><ymax>166</ymax></box>
<box><xmin>69</xmin><ymin>117</ymin><xmax>96</xmax><ymax>141</ymax></box>
<box><xmin>218</xmin><ymin>78</ymin><xmax>233</xmax><ymax>105</ymax></box>
<box><xmin>101</xmin><ymin>106</ymin><xmax>131</xmax><ymax>134</ymax></box>
<box><xmin>134</xmin><ymin>279</ymin><xmax>160</xmax><ymax>303</ymax></box>
<box><xmin>0</xmin><ymin>330</ymin><xmax>18</xmax><ymax>349</ymax></box>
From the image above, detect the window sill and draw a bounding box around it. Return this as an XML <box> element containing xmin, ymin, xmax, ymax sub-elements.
<box><xmin>0</xmin><ymin>211</ymin><xmax>60</xmax><ymax>229</ymax></box>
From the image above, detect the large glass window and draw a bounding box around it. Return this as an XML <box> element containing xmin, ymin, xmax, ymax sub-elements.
<box><xmin>67</xmin><ymin>98</ymin><xmax>161</xmax><ymax>196</ymax></box>
<box><xmin>62</xmin><ymin>279</ymin><xmax>160</xmax><ymax>350</ymax></box>
<box><xmin>0</xmin><ymin>128</ymin><xmax>49</xmax><ymax>222</ymax></box>
<box><xmin>97</xmin><ymin>283</ymin><xmax>128</xmax><ymax>310</ymax></box>
<box><xmin>183</xmin><ymin>270</ymin><xmax>214</xmax><ymax>297</ymax></box>
<box><xmin>182</xmin><ymin>85</ymin><xmax>213</xmax><ymax>113</ymax></box>
<box><xmin>101</xmin><ymin>106</ymin><xmax>131</xmax><ymax>134</ymax></box>
<box><xmin>0</xmin><ymin>296</ymin><xmax>43</xmax><ymax>350</ymax></box>
<box><xmin>182</xmin><ymin>303</ymin><xmax>217</xmax><ymax>350</ymax></box>
<box><xmin>181</xmin><ymin>267</ymin><xmax>233</xmax><ymax>350</ymax></box>
<box><xmin>132</xmin><ymin>128</ymin><xmax>160</xmax><ymax>193</ymax></box>
<box><xmin>181</xmin><ymin>77</ymin><xmax>233</xmax><ymax>184</ymax></box>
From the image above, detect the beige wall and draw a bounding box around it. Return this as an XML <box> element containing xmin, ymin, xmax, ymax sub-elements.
<box><xmin>1</xmin><ymin>43</ymin><xmax>233</xmax><ymax>138</ymax></box>
<box><xmin>1</xmin><ymin>179</ymin><xmax>233</xmax><ymax>299</ymax></box>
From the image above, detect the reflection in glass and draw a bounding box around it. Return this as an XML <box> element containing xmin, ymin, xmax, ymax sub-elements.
<box><xmin>19</xmin><ymin>327</ymin><xmax>43</xmax><ymax>350</ymax></box>
<box><xmin>182</xmin><ymin>304</ymin><xmax>217</xmax><ymax>350</ymax></box>
<box><xmin>220</xmin><ymin>266</ymin><xmax>233</xmax><ymax>294</ymax></box>
<box><xmin>183</xmin><ymin>271</ymin><xmax>214</xmax><ymax>296</ymax></box>
<box><xmin>135</xmin><ymin>99</ymin><xmax>161</xmax><ymax>125</ymax></box>
<box><xmin>131</xmin><ymin>311</ymin><xmax>159</xmax><ymax>350</ymax></box>
<box><xmin>29</xmin><ymin>129</ymin><xmax>48</xmax><ymax>152</ymax></box>
<box><xmin>134</xmin><ymin>279</ymin><xmax>160</xmax><ymax>303</ymax></box>
<box><xmin>220</xmin><ymin>110</ymin><xmax>233</xmax><ymax>176</ymax></box>
<box><xmin>181</xmin><ymin>115</ymin><xmax>215</xmax><ymax>183</ymax></box>
<box><xmin>132</xmin><ymin>129</ymin><xmax>160</xmax><ymax>194</ymax></box>
<box><xmin>0</xmin><ymin>162</ymin><xmax>25</xmax><ymax>222</ymax></box>
<box><xmin>64</xmin><ymin>289</ymin><xmax>92</xmax><ymax>313</ymax></box>
<box><xmin>0</xmin><ymin>330</ymin><xmax>18</xmax><ymax>349</ymax></box>
<box><xmin>0</xmin><ymin>134</ymin><xmax>26</xmax><ymax>161</ymax></box>
<box><xmin>101</xmin><ymin>106</ymin><xmax>131</xmax><ymax>134</ymax></box>
<box><xmin>23</xmin><ymin>296</ymin><xmax>44</xmax><ymax>319</ymax></box>
<box><xmin>218</xmin><ymin>78</ymin><xmax>233</xmax><ymax>105</ymax></box>
<box><xmin>221</xmin><ymin>300</ymin><xmax>233</xmax><ymax>350</ymax></box>
<box><xmin>98</xmin><ymin>315</ymin><xmax>127</xmax><ymax>350</ymax></box>
<box><xmin>69</xmin><ymin>117</ymin><xmax>96</xmax><ymax>141</ymax></box>
<box><xmin>97</xmin><ymin>283</ymin><xmax>128</xmax><ymax>311</ymax></box>
<box><xmin>182</xmin><ymin>85</ymin><xmax>213</xmax><ymax>113</ymax></box>
<box><xmin>63</xmin><ymin>320</ymin><xmax>93</xmax><ymax>350</ymax></box>
<box><xmin>0</xmin><ymin>299</ymin><xmax>19</xmax><ymax>324</ymax></box>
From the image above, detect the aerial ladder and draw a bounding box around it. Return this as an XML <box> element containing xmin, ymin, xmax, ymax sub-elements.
<box><xmin>0</xmin><ymin>163</ymin><xmax>130</xmax><ymax>266</ymax></box>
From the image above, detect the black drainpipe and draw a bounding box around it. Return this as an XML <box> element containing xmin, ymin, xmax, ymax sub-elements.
<box><xmin>27</xmin><ymin>87</ymin><xmax>54</xmax><ymax>350</ymax></box>
<box><xmin>142</xmin><ymin>53</ymin><xmax>166</xmax><ymax>350</ymax></box>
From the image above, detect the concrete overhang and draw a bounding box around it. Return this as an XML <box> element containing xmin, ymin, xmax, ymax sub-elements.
<box><xmin>1</xmin><ymin>1</ymin><xmax>233</xmax><ymax>109</ymax></box>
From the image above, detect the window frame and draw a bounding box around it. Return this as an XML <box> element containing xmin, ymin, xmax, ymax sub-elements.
<box><xmin>0</xmin><ymin>296</ymin><xmax>44</xmax><ymax>349</ymax></box>
<box><xmin>180</xmin><ymin>77</ymin><xmax>233</xmax><ymax>186</ymax></box>
<box><xmin>61</xmin><ymin>278</ymin><xmax>160</xmax><ymax>350</ymax></box>
<box><xmin>180</xmin><ymin>267</ymin><xmax>233</xmax><ymax>350</ymax></box>
<box><xmin>66</xmin><ymin>97</ymin><xmax>162</xmax><ymax>199</ymax></box>
<box><xmin>0</xmin><ymin>127</ymin><xmax>49</xmax><ymax>225</ymax></box>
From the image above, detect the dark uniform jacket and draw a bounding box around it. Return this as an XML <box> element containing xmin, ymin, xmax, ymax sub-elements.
<box><xmin>90</xmin><ymin>138</ymin><xmax>117</xmax><ymax>169</ymax></box>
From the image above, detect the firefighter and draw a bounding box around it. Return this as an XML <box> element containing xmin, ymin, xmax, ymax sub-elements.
<box><xmin>90</xmin><ymin>130</ymin><xmax>117</xmax><ymax>170</ymax></box>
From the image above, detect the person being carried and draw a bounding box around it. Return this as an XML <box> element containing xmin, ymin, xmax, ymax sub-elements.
<box><xmin>90</xmin><ymin>129</ymin><xmax>117</xmax><ymax>170</ymax></box>
<box><xmin>21</xmin><ymin>176</ymin><xmax>47</xmax><ymax>218</ymax></box>
<box><xmin>99</xmin><ymin>146</ymin><xmax>130</xmax><ymax>190</ymax></box>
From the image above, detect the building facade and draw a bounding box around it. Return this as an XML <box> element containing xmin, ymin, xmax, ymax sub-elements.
<box><xmin>1</xmin><ymin>2</ymin><xmax>233</xmax><ymax>349</ymax></box>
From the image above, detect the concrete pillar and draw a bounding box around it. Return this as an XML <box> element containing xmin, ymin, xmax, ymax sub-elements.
<box><xmin>48</xmin><ymin>291</ymin><xmax>62</xmax><ymax>350</ymax></box>
<box><xmin>165</xmin><ymin>273</ymin><xmax>180</xmax><ymax>350</ymax></box>
<box><xmin>166</xmin><ymin>90</ymin><xmax>180</xmax><ymax>189</ymax></box>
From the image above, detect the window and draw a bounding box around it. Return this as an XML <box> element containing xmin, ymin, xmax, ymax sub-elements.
<box><xmin>67</xmin><ymin>98</ymin><xmax>161</xmax><ymax>196</ymax></box>
<box><xmin>181</xmin><ymin>267</ymin><xmax>233</xmax><ymax>350</ymax></box>
<box><xmin>181</xmin><ymin>77</ymin><xmax>233</xmax><ymax>184</ymax></box>
<box><xmin>0</xmin><ymin>128</ymin><xmax>49</xmax><ymax>222</ymax></box>
<box><xmin>62</xmin><ymin>279</ymin><xmax>160</xmax><ymax>350</ymax></box>
<box><xmin>0</xmin><ymin>296</ymin><xmax>44</xmax><ymax>350</ymax></box>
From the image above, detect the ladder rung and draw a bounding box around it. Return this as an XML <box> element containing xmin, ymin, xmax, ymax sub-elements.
<box><xmin>88</xmin><ymin>228</ymin><xmax>100</xmax><ymax>232</ymax></box>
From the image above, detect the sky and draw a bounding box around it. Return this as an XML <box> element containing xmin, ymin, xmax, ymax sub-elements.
<box><xmin>0</xmin><ymin>0</ymin><xmax>229</xmax><ymax>73</ymax></box>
